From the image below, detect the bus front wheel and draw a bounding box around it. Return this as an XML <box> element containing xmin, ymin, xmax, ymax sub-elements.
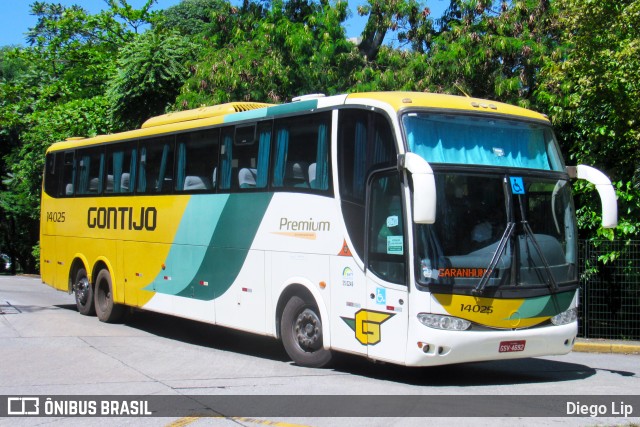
<box><xmin>94</xmin><ymin>269</ymin><xmax>125</xmax><ymax>323</ymax></box>
<box><xmin>281</xmin><ymin>295</ymin><xmax>332</xmax><ymax>368</ymax></box>
<box><xmin>74</xmin><ymin>268</ymin><xmax>95</xmax><ymax>316</ymax></box>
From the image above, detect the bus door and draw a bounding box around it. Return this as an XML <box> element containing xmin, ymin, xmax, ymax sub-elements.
<box><xmin>364</xmin><ymin>170</ymin><xmax>409</xmax><ymax>363</ymax></box>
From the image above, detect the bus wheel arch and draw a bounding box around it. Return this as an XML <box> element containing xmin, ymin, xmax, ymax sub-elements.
<box><xmin>93</xmin><ymin>265</ymin><xmax>125</xmax><ymax>323</ymax></box>
<box><xmin>69</xmin><ymin>258</ymin><xmax>94</xmax><ymax>316</ymax></box>
<box><xmin>277</xmin><ymin>285</ymin><xmax>333</xmax><ymax>368</ymax></box>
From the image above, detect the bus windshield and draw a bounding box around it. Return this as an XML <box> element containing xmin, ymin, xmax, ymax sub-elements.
<box><xmin>403</xmin><ymin>113</ymin><xmax>577</xmax><ymax>296</ymax></box>
<box><xmin>402</xmin><ymin>112</ymin><xmax>564</xmax><ymax>171</ymax></box>
<box><xmin>415</xmin><ymin>172</ymin><xmax>577</xmax><ymax>295</ymax></box>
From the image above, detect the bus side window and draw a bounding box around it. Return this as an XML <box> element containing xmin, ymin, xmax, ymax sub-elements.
<box><xmin>219</xmin><ymin>123</ymin><xmax>271</xmax><ymax>192</ymax></box>
<box><xmin>138</xmin><ymin>136</ymin><xmax>175</xmax><ymax>194</ymax></box>
<box><xmin>272</xmin><ymin>112</ymin><xmax>331</xmax><ymax>191</ymax></box>
<box><xmin>76</xmin><ymin>147</ymin><xmax>105</xmax><ymax>195</ymax></box>
<box><xmin>106</xmin><ymin>144</ymin><xmax>136</xmax><ymax>194</ymax></box>
<box><xmin>219</xmin><ymin>128</ymin><xmax>234</xmax><ymax>190</ymax></box>
<box><xmin>339</xmin><ymin>110</ymin><xmax>396</xmax><ymax>203</ymax></box>
<box><xmin>62</xmin><ymin>152</ymin><xmax>75</xmax><ymax>196</ymax></box>
<box><xmin>176</xmin><ymin>128</ymin><xmax>219</xmax><ymax>192</ymax></box>
<box><xmin>338</xmin><ymin>109</ymin><xmax>397</xmax><ymax>259</ymax></box>
<box><xmin>44</xmin><ymin>152</ymin><xmax>60</xmax><ymax>198</ymax></box>
<box><xmin>237</xmin><ymin>122</ymin><xmax>271</xmax><ymax>190</ymax></box>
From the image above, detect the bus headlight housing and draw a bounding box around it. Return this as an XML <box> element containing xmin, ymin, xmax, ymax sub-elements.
<box><xmin>417</xmin><ymin>313</ymin><xmax>471</xmax><ymax>331</ymax></box>
<box><xmin>550</xmin><ymin>308</ymin><xmax>577</xmax><ymax>326</ymax></box>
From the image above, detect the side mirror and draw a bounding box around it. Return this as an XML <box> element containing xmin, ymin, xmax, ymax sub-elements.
<box><xmin>399</xmin><ymin>153</ymin><xmax>437</xmax><ymax>224</ymax></box>
<box><xmin>566</xmin><ymin>165</ymin><xmax>618</xmax><ymax>228</ymax></box>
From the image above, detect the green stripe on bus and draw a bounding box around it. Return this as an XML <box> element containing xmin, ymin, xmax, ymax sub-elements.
<box><xmin>266</xmin><ymin>100</ymin><xmax>318</xmax><ymax>116</ymax></box>
<box><xmin>224</xmin><ymin>108</ymin><xmax>268</xmax><ymax>123</ymax></box>
<box><xmin>144</xmin><ymin>195</ymin><xmax>227</xmax><ymax>295</ymax></box>
<box><xmin>224</xmin><ymin>100</ymin><xmax>319</xmax><ymax>124</ymax></box>
<box><xmin>506</xmin><ymin>291</ymin><xmax>574</xmax><ymax>319</ymax></box>
<box><xmin>178</xmin><ymin>192</ymin><xmax>273</xmax><ymax>300</ymax></box>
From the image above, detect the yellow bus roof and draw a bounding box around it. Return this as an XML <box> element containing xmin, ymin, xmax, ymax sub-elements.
<box><xmin>141</xmin><ymin>102</ymin><xmax>273</xmax><ymax>128</ymax></box>
<box><xmin>345</xmin><ymin>92</ymin><xmax>549</xmax><ymax>122</ymax></box>
<box><xmin>47</xmin><ymin>92</ymin><xmax>549</xmax><ymax>152</ymax></box>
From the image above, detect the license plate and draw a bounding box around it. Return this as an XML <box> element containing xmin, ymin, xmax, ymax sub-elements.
<box><xmin>499</xmin><ymin>340</ymin><xmax>526</xmax><ymax>353</ymax></box>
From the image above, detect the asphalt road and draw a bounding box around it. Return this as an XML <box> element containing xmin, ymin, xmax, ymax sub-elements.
<box><xmin>1</xmin><ymin>275</ymin><xmax>639</xmax><ymax>427</ymax></box>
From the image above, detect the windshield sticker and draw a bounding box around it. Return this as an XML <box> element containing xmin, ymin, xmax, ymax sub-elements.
<box><xmin>510</xmin><ymin>177</ymin><xmax>525</xmax><ymax>194</ymax></box>
<box><xmin>387</xmin><ymin>235</ymin><xmax>403</xmax><ymax>255</ymax></box>
<box><xmin>422</xmin><ymin>266</ymin><xmax>440</xmax><ymax>279</ymax></box>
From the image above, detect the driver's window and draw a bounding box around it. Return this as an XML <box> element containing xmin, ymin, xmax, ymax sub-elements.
<box><xmin>367</xmin><ymin>171</ymin><xmax>406</xmax><ymax>285</ymax></box>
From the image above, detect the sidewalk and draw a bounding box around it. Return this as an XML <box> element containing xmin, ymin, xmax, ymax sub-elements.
<box><xmin>574</xmin><ymin>338</ymin><xmax>640</xmax><ymax>355</ymax></box>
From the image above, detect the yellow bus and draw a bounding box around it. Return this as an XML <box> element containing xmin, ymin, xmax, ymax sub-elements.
<box><xmin>40</xmin><ymin>92</ymin><xmax>617</xmax><ymax>368</ymax></box>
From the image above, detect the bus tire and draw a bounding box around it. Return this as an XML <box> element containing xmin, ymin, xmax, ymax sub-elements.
<box><xmin>280</xmin><ymin>295</ymin><xmax>332</xmax><ymax>368</ymax></box>
<box><xmin>74</xmin><ymin>267</ymin><xmax>95</xmax><ymax>316</ymax></box>
<box><xmin>94</xmin><ymin>269</ymin><xmax>125</xmax><ymax>323</ymax></box>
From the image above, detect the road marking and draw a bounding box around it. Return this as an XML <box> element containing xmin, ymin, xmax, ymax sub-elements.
<box><xmin>166</xmin><ymin>417</ymin><xmax>200</xmax><ymax>427</ymax></box>
<box><xmin>233</xmin><ymin>418</ymin><xmax>311</xmax><ymax>427</ymax></box>
<box><xmin>166</xmin><ymin>417</ymin><xmax>311</xmax><ymax>427</ymax></box>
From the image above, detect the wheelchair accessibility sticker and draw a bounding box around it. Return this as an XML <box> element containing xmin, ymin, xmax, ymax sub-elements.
<box><xmin>510</xmin><ymin>177</ymin><xmax>525</xmax><ymax>194</ymax></box>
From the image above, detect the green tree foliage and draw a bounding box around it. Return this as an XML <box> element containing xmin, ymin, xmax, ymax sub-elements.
<box><xmin>357</xmin><ymin>0</ymin><xmax>424</xmax><ymax>59</ymax></box>
<box><xmin>24</xmin><ymin>1</ymin><xmax>150</xmax><ymax>100</ymax></box>
<box><xmin>535</xmin><ymin>0</ymin><xmax>640</xmax><ymax>243</ymax></box>
<box><xmin>350</xmin><ymin>0</ymin><xmax>561</xmax><ymax>104</ymax></box>
<box><xmin>176</xmin><ymin>0</ymin><xmax>354</xmax><ymax>107</ymax></box>
<box><xmin>425</xmin><ymin>0</ymin><xmax>560</xmax><ymax>106</ymax></box>
<box><xmin>0</xmin><ymin>1</ymin><xmax>156</xmax><ymax>272</ymax></box>
<box><xmin>0</xmin><ymin>0</ymin><xmax>639</xmax><ymax>272</ymax></box>
<box><xmin>159</xmin><ymin>0</ymin><xmax>235</xmax><ymax>36</ymax></box>
<box><xmin>536</xmin><ymin>0</ymin><xmax>640</xmax><ymax>180</ymax></box>
<box><xmin>1</xmin><ymin>97</ymin><xmax>112</xmax><ymax>273</ymax></box>
<box><xmin>107</xmin><ymin>31</ymin><xmax>196</xmax><ymax>129</ymax></box>
<box><xmin>0</xmin><ymin>47</ymin><xmax>32</xmax><ymax>160</ymax></box>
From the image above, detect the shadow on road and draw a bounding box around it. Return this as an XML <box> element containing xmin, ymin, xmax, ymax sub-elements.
<box><xmin>56</xmin><ymin>304</ymin><xmax>291</xmax><ymax>362</ymax></box>
<box><xmin>55</xmin><ymin>304</ymin><xmax>608</xmax><ymax>387</ymax></box>
<box><xmin>331</xmin><ymin>352</ymin><xmax>599</xmax><ymax>386</ymax></box>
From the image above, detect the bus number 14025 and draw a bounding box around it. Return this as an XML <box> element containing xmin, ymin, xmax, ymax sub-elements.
<box><xmin>460</xmin><ymin>304</ymin><xmax>493</xmax><ymax>314</ymax></box>
<box><xmin>46</xmin><ymin>211</ymin><xmax>66</xmax><ymax>223</ymax></box>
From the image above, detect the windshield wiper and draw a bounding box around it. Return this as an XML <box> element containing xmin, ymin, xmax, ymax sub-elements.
<box><xmin>472</xmin><ymin>187</ymin><xmax>561</xmax><ymax>295</ymax></box>
<box><xmin>520</xmin><ymin>220</ymin><xmax>560</xmax><ymax>293</ymax></box>
<box><xmin>472</xmin><ymin>221</ymin><xmax>515</xmax><ymax>296</ymax></box>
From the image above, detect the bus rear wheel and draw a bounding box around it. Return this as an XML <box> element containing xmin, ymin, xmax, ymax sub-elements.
<box><xmin>281</xmin><ymin>295</ymin><xmax>332</xmax><ymax>368</ymax></box>
<box><xmin>94</xmin><ymin>269</ymin><xmax>125</xmax><ymax>323</ymax></box>
<box><xmin>74</xmin><ymin>267</ymin><xmax>95</xmax><ymax>316</ymax></box>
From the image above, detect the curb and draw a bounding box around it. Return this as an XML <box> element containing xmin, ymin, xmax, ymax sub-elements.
<box><xmin>573</xmin><ymin>339</ymin><xmax>640</xmax><ymax>355</ymax></box>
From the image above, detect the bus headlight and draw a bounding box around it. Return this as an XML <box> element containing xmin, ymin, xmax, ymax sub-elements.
<box><xmin>417</xmin><ymin>313</ymin><xmax>471</xmax><ymax>331</ymax></box>
<box><xmin>551</xmin><ymin>308</ymin><xmax>577</xmax><ymax>326</ymax></box>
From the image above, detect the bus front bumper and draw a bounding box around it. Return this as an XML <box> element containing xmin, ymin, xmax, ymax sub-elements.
<box><xmin>405</xmin><ymin>321</ymin><xmax>577</xmax><ymax>367</ymax></box>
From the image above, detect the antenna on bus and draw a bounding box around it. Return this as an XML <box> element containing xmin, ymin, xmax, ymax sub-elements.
<box><xmin>454</xmin><ymin>83</ymin><xmax>471</xmax><ymax>98</ymax></box>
